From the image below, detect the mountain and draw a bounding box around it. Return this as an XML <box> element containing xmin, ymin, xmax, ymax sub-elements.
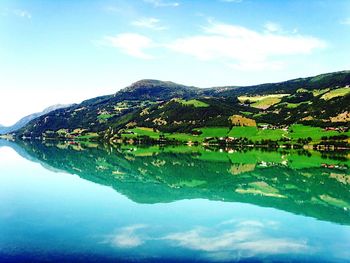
<box><xmin>208</xmin><ymin>70</ymin><xmax>350</xmax><ymax>96</ymax></box>
<box><xmin>115</xmin><ymin>79</ymin><xmax>201</xmax><ymax>101</ymax></box>
<box><xmin>14</xmin><ymin>71</ymin><xmax>350</xmax><ymax>139</ymax></box>
<box><xmin>0</xmin><ymin>104</ymin><xmax>71</xmax><ymax>135</ymax></box>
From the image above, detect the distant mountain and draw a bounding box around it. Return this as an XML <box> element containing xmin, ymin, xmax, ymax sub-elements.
<box><xmin>0</xmin><ymin>104</ymin><xmax>71</xmax><ymax>135</ymax></box>
<box><xmin>15</xmin><ymin>70</ymin><xmax>350</xmax><ymax>139</ymax></box>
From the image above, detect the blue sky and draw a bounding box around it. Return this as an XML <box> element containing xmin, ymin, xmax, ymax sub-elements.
<box><xmin>0</xmin><ymin>0</ymin><xmax>350</xmax><ymax>125</ymax></box>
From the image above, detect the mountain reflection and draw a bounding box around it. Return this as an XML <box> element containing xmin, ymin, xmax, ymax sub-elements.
<box><xmin>1</xmin><ymin>139</ymin><xmax>349</xmax><ymax>225</ymax></box>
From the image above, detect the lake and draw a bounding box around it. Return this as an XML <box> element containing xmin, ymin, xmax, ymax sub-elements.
<box><xmin>0</xmin><ymin>140</ymin><xmax>349</xmax><ymax>262</ymax></box>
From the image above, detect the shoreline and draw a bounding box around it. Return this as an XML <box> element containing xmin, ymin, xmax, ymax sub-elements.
<box><xmin>4</xmin><ymin>136</ymin><xmax>350</xmax><ymax>151</ymax></box>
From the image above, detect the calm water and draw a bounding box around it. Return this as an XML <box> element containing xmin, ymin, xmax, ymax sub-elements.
<box><xmin>0</xmin><ymin>140</ymin><xmax>349</xmax><ymax>262</ymax></box>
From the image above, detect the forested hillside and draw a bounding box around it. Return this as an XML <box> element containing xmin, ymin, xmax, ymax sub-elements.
<box><xmin>13</xmin><ymin>71</ymin><xmax>350</xmax><ymax>143</ymax></box>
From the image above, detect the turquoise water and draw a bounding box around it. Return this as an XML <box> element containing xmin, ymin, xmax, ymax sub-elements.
<box><xmin>0</xmin><ymin>140</ymin><xmax>349</xmax><ymax>262</ymax></box>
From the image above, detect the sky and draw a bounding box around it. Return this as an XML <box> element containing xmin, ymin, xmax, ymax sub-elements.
<box><xmin>0</xmin><ymin>0</ymin><xmax>350</xmax><ymax>126</ymax></box>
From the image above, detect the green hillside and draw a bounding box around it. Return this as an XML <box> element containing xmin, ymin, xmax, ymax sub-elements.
<box><xmin>14</xmin><ymin>71</ymin><xmax>350</xmax><ymax>145</ymax></box>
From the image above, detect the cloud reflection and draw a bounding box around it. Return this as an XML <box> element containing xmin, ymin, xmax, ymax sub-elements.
<box><xmin>163</xmin><ymin>220</ymin><xmax>309</xmax><ymax>260</ymax></box>
<box><xmin>108</xmin><ymin>224</ymin><xmax>147</xmax><ymax>248</ymax></box>
<box><xmin>106</xmin><ymin>220</ymin><xmax>310</xmax><ymax>261</ymax></box>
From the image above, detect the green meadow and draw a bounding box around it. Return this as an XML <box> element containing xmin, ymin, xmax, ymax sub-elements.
<box><xmin>321</xmin><ymin>87</ymin><xmax>350</xmax><ymax>100</ymax></box>
<box><xmin>178</xmin><ymin>99</ymin><xmax>209</xmax><ymax>107</ymax></box>
<box><xmin>118</xmin><ymin>124</ymin><xmax>349</xmax><ymax>145</ymax></box>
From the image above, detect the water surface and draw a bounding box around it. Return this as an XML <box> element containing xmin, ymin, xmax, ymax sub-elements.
<box><xmin>0</xmin><ymin>140</ymin><xmax>349</xmax><ymax>262</ymax></box>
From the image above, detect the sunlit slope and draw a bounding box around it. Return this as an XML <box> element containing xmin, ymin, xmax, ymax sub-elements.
<box><xmin>14</xmin><ymin>71</ymin><xmax>350</xmax><ymax>139</ymax></box>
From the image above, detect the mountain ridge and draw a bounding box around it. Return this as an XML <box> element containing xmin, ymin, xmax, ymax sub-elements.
<box><xmin>10</xmin><ymin>70</ymin><xmax>350</xmax><ymax>140</ymax></box>
<box><xmin>0</xmin><ymin>104</ymin><xmax>71</xmax><ymax>135</ymax></box>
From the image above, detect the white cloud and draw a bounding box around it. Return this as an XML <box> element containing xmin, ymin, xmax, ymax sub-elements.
<box><xmin>132</xmin><ymin>17</ymin><xmax>167</xmax><ymax>30</ymax></box>
<box><xmin>105</xmin><ymin>33</ymin><xmax>154</xmax><ymax>59</ymax></box>
<box><xmin>104</xmin><ymin>21</ymin><xmax>325</xmax><ymax>69</ymax></box>
<box><xmin>264</xmin><ymin>22</ymin><xmax>281</xmax><ymax>33</ymax></box>
<box><xmin>107</xmin><ymin>224</ymin><xmax>147</xmax><ymax>248</ymax></box>
<box><xmin>167</xmin><ymin>21</ymin><xmax>326</xmax><ymax>70</ymax></box>
<box><xmin>143</xmin><ymin>0</ymin><xmax>179</xmax><ymax>7</ymax></box>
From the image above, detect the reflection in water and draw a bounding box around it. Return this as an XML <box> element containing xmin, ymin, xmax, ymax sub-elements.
<box><xmin>105</xmin><ymin>220</ymin><xmax>309</xmax><ymax>261</ymax></box>
<box><xmin>162</xmin><ymin>220</ymin><xmax>309</xmax><ymax>261</ymax></box>
<box><xmin>2</xmin><ymin>139</ymin><xmax>349</xmax><ymax>225</ymax></box>
<box><xmin>0</xmin><ymin>139</ymin><xmax>350</xmax><ymax>262</ymax></box>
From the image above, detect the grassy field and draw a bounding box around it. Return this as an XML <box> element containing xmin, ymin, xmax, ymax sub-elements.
<box><xmin>238</xmin><ymin>94</ymin><xmax>289</xmax><ymax>109</ymax></box>
<box><xmin>120</xmin><ymin>125</ymin><xmax>349</xmax><ymax>144</ymax></box>
<box><xmin>167</xmin><ymin>133</ymin><xmax>199</xmax><ymax>142</ymax></box>
<box><xmin>226</xmin><ymin>125</ymin><xmax>349</xmax><ymax>143</ymax></box>
<box><xmin>228</xmin><ymin>126</ymin><xmax>287</xmax><ymax>141</ymax></box>
<box><xmin>289</xmin><ymin>124</ymin><xmax>339</xmax><ymax>141</ymax></box>
<box><xmin>321</xmin><ymin>87</ymin><xmax>350</xmax><ymax>100</ymax></box>
<box><xmin>198</xmin><ymin>127</ymin><xmax>229</xmax><ymax>138</ymax></box>
<box><xmin>241</xmin><ymin>111</ymin><xmax>253</xmax><ymax>116</ymax></box>
<box><xmin>178</xmin><ymin>99</ymin><xmax>209</xmax><ymax>107</ymax></box>
<box><xmin>251</xmin><ymin>97</ymin><xmax>283</xmax><ymax>109</ymax></box>
<box><xmin>238</xmin><ymin>94</ymin><xmax>289</xmax><ymax>103</ymax></box>
<box><xmin>278</xmin><ymin>102</ymin><xmax>312</xmax><ymax>109</ymax></box>
<box><xmin>121</xmin><ymin>126</ymin><xmax>230</xmax><ymax>142</ymax></box>
<box><xmin>312</xmin><ymin>88</ymin><xmax>330</xmax><ymax>97</ymax></box>
<box><xmin>97</xmin><ymin>114</ymin><xmax>115</xmax><ymax>120</ymax></box>
<box><xmin>228</xmin><ymin>126</ymin><xmax>257</xmax><ymax>138</ymax></box>
<box><xmin>168</xmin><ymin>127</ymin><xmax>229</xmax><ymax>142</ymax></box>
<box><xmin>122</xmin><ymin>126</ymin><xmax>200</xmax><ymax>142</ymax></box>
<box><xmin>129</xmin><ymin>127</ymin><xmax>160</xmax><ymax>139</ymax></box>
